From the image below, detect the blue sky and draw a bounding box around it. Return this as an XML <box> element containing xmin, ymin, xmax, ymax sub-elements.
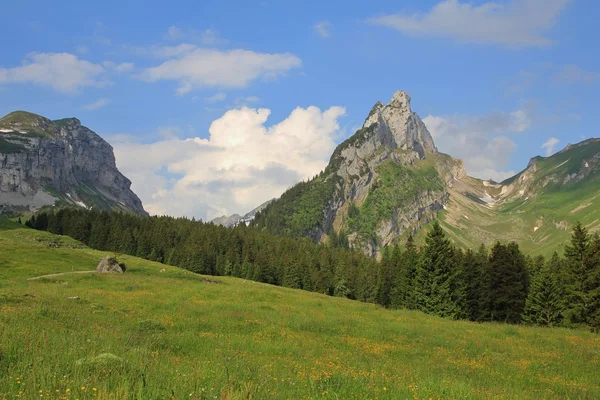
<box><xmin>0</xmin><ymin>0</ymin><xmax>598</xmax><ymax>219</ymax></box>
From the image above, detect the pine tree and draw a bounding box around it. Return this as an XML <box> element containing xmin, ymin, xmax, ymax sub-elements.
<box><xmin>375</xmin><ymin>247</ymin><xmax>395</xmax><ymax>307</ymax></box>
<box><xmin>583</xmin><ymin>234</ymin><xmax>600</xmax><ymax>331</ymax></box>
<box><xmin>522</xmin><ymin>262</ymin><xmax>565</xmax><ymax>326</ymax></box>
<box><xmin>414</xmin><ymin>221</ymin><xmax>461</xmax><ymax>318</ymax></box>
<box><xmin>563</xmin><ymin>222</ymin><xmax>592</xmax><ymax>326</ymax></box>
<box><xmin>462</xmin><ymin>247</ymin><xmax>485</xmax><ymax>321</ymax></box>
<box><xmin>483</xmin><ymin>242</ymin><xmax>528</xmax><ymax>323</ymax></box>
<box><xmin>282</xmin><ymin>263</ymin><xmax>302</xmax><ymax>289</ymax></box>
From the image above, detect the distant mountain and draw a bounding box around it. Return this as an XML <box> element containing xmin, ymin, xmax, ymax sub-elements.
<box><xmin>0</xmin><ymin>111</ymin><xmax>147</xmax><ymax>215</ymax></box>
<box><xmin>253</xmin><ymin>90</ymin><xmax>600</xmax><ymax>256</ymax></box>
<box><xmin>439</xmin><ymin>137</ymin><xmax>600</xmax><ymax>255</ymax></box>
<box><xmin>211</xmin><ymin>199</ymin><xmax>275</xmax><ymax>227</ymax></box>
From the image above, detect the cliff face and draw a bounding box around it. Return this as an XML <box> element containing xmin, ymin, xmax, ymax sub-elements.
<box><xmin>0</xmin><ymin>111</ymin><xmax>147</xmax><ymax>215</ymax></box>
<box><xmin>253</xmin><ymin>90</ymin><xmax>466</xmax><ymax>256</ymax></box>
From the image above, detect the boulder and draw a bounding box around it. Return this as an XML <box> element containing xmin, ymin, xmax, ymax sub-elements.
<box><xmin>96</xmin><ymin>256</ymin><xmax>125</xmax><ymax>273</ymax></box>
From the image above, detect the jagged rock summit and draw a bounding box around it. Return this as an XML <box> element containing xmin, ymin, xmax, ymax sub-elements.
<box><xmin>0</xmin><ymin>111</ymin><xmax>147</xmax><ymax>215</ymax></box>
<box><xmin>362</xmin><ymin>90</ymin><xmax>437</xmax><ymax>158</ymax></box>
<box><xmin>254</xmin><ymin>90</ymin><xmax>465</xmax><ymax>256</ymax></box>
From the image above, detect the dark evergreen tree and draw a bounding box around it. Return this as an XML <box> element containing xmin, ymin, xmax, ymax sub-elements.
<box><xmin>522</xmin><ymin>262</ymin><xmax>565</xmax><ymax>326</ymax></box>
<box><xmin>462</xmin><ymin>247</ymin><xmax>485</xmax><ymax>321</ymax></box>
<box><xmin>483</xmin><ymin>242</ymin><xmax>528</xmax><ymax>323</ymax></box>
<box><xmin>563</xmin><ymin>222</ymin><xmax>592</xmax><ymax>326</ymax></box>
<box><xmin>414</xmin><ymin>221</ymin><xmax>462</xmax><ymax>318</ymax></box>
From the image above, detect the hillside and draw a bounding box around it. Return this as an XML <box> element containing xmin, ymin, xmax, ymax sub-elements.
<box><xmin>440</xmin><ymin>138</ymin><xmax>600</xmax><ymax>255</ymax></box>
<box><xmin>0</xmin><ymin>111</ymin><xmax>147</xmax><ymax>215</ymax></box>
<box><xmin>252</xmin><ymin>90</ymin><xmax>599</xmax><ymax>257</ymax></box>
<box><xmin>1</xmin><ymin>219</ymin><xmax>599</xmax><ymax>399</ymax></box>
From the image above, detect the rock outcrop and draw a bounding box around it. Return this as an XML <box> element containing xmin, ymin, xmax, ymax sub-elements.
<box><xmin>96</xmin><ymin>256</ymin><xmax>125</xmax><ymax>273</ymax></box>
<box><xmin>0</xmin><ymin>111</ymin><xmax>147</xmax><ymax>215</ymax></box>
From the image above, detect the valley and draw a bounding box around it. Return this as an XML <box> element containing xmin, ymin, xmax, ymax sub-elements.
<box><xmin>1</xmin><ymin>220</ymin><xmax>599</xmax><ymax>399</ymax></box>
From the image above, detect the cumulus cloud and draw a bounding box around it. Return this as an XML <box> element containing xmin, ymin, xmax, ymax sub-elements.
<box><xmin>314</xmin><ymin>21</ymin><xmax>332</xmax><ymax>38</ymax></box>
<box><xmin>110</xmin><ymin>105</ymin><xmax>346</xmax><ymax>219</ymax></box>
<box><xmin>82</xmin><ymin>98</ymin><xmax>111</xmax><ymax>111</ymax></box>
<box><xmin>423</xmin><ymin>102</ymin><xmax>537</xmax><ymax>181</ymax></box>
<box><xmin>541</xmin><ymin>137</ymin><xmax>560</xmax><ymax>156</ymax></box>
<box><xmin>369</xmin><ymin>0</ymin><xmax>572</xmax><ymax>47</ymax></box>
<box><xmin>0</xmin><ymin>52</ymin><xmax>109</xmax><ymax>94</ymax></box>
<box><xmin>137</xmin><ymin>47</ymin><xmax>302</xmax><ymax>94</ymax></box>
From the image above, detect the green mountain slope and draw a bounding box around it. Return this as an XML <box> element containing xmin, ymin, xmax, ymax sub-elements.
<box><xmin>441</xmin><ymin>138</ymin><xmax>600</xmax><ymax>255</ymax></box>
<box><xmin>1</xmin><ymin>219</ymin><xmax>600</xmax><ymax>399</ymax></box>
<box><xmin>253</xmin><ymin>91</ymin><xmax>599</xmax><ymax>257</ymax></box>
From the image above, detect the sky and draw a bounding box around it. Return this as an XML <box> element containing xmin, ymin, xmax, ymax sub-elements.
<box><xmin>0</xmin><ymin>0</ymin><xmax>598</xmax><ymax>220</ymax></box>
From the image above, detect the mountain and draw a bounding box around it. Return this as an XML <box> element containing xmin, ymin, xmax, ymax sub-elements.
<box><xmin>211</xmin><ymin>199</ymin><xmax>275</xmax><ymax>227</ymax></box>
<box><xmin>439</xmin><ymin>137</ymin><xmax>600</xmax><ymax>255</ymax></box>
<box><xmin>0</xmin><ymin>111</ymin><xmax>147</xmax><ymax>215</ymax></box>
<box><xmin>253</xmin><ymin>90</ymin><xmax>600</xmax><ymax>256</ymax></box>
<box><xmin>253</xmin><ymin>91</ymin><xmax>466</xmax><ymax>256</ymax></box>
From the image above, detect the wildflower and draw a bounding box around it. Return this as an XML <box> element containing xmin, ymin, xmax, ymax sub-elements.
<box><xmin>93</xmin><ymin>388</ymin><xmax>97</xmax><ymax>391</ymax></box>
<box><xmin>66</xmin><ymin>388</ymin><xmax>71</xmax><ymax>393</ymax></box>
<box><xmin>81</xmin><ymin>386</ymin><xmax>86</xmax><ymax>390</ymax></box>
<box><xmin>384</xmin><ymin>387</ymin><xmax>387</xmax><ymax>391</ymax></box>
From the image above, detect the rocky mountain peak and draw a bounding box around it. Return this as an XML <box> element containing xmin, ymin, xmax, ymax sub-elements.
<box><xmin>359</xmin><ymin>90</ymin><xmax>437</xmax><ymax>158</ymax></box>
<box><xmin>1</xmin><ymin>110</ymin><xmax>147</xmax><ymax>215</ymax></box>
<box><xmin>388</xmin><ymin>90</ymin><xmax>411</xmax><ymax>110</ymax></box>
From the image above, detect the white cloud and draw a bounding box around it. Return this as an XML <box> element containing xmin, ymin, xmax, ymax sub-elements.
<box><xmin>554</xmin><ymin>64</ymin><xmax>598</xmax><ymax>84</ymax></box>
<box><xmin>137</xmin><ymin>47</ymin><xmax>302</xmax><ymax>94</ymax></box>
<box><xmin>541</xmin><ymin>137</ymin><xmax>560</xmax><ymax>156</ymax></box>
<box><xmin>314</xmin><ymin>21</ymin><xmax>332</xmax><ymax>38</ymax></box>
<box><xmin>423</xmin><ymin>102</ymin><xmax>537</xmax><ymax>181</ymax></box>
<box><xmin>110</xmin><ymin>104</ymin><xmax>346</xmax><ymax>220</ymax></box>
<box><xmin>82</xmin><ymin>98</ymin><xmax>111</xmax><ymax>111</ymax></box>
<box><xmin>369</xmin><ymin>0</ymin><xmax>572</xmax><ymax>47</ymax></box>
<box><xmin>0</xmin><ymin>52</ymin><xmax>109</xmax><ymax>94</ymax></box>
<box><xmin>205</xmin><ymin>92</ymin><xmax>227</xmax><ymax>103</ymax></box>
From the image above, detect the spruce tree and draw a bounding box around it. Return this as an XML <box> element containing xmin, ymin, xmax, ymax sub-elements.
<box><xmin>484</xmin><ymin>242</ymin><xmax>528</xmax><ymax>323</ymax></box>
<box><xmin>375</xmin><ymin>247</ymin><xmax>394</xmax><ymax>307</ymax></box>
<box><xmin>414</xmin><ymin>221</ymin><xmax>461</xmax><ymax>318</ymax></box>
<box><xmin>583</xmin><ymin>234</ymin><xmax>600</xmax><ymax>331</ymax></box>
<box><xmin>522</xmin><ymin>262</ymin><xmax>565</xmax><ymax>326</ymax></box>
<box><xmin>462</xmin><ymin>248</ymin><xmax>485</xmax><ymax>321</ymax></box>
<box><xmin>563</xmin><ymin>222</ymin><xmax>592</xmax><ymax>326</ymax></box>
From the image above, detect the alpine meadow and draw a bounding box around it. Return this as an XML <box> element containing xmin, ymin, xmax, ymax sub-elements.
<box><xmin>2</xmin><ymin>0</ymin><xmax>600</xmax><ymax>399</ymax></box>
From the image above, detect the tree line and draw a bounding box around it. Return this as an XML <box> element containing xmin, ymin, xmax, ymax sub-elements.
<box><xmin>27</xmin><ymin>209</ymin><xmax>600</xmax><ymax>331</ymax></box>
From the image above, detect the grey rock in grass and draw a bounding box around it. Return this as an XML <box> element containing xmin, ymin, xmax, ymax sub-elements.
<box><xmin>96</xmin><ymin>256</ymin><xmax>125</xmax><ymax>274</ymax></box>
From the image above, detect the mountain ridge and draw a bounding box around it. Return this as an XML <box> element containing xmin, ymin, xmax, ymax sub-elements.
<box><xmin>253</xmin><ymin>90</ymin><xmax>599</xmax><ymax>256</ymax></box>
<box><xmin>0</xmin><ymin>110</ymin><xmax>147</xmax><ymax>215</ymax></box>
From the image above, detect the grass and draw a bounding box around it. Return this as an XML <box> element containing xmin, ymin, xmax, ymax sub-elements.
<box><xmin>0</xmin><ymin>111</ymin><xmax>56</xmax><ymax>138</ymax></box>
<box><xmin>1</xmin><ymin>219</ymin><xmax>600</xmax><ymax>399</ymax></box>
<box><xmin>438</xmin><ymin>140</ymin><xmax>600</xmax><ymax>256</ymax></box>
<box><xmin>348</xmin><ymin>158</ymin><xmax>445</xmax><ymax>243</ymax></box>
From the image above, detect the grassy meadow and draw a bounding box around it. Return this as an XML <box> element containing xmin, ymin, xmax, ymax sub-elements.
<box><xmin>1</xmin><ymin>219</ymin><xmax>600</xmax><ymax>399</ymax></box>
